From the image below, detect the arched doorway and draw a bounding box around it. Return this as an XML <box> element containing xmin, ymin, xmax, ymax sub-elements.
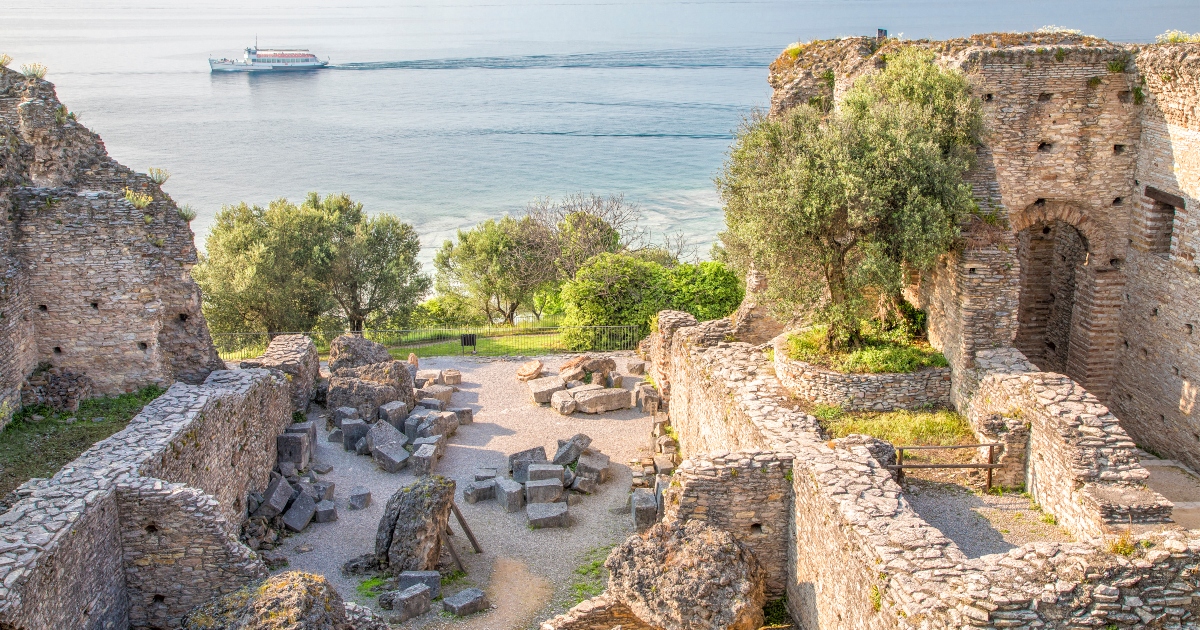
<box><xmin>1015</xmin><ymin>219</ymin><xmax>1089</xmax><ymax>374</ymax></box>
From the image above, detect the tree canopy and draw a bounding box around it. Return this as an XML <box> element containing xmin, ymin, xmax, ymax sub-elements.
<box><xmin>717</xmin><ymin>46</ymin><xmax>982</xmax><ymax>349</ymax></box>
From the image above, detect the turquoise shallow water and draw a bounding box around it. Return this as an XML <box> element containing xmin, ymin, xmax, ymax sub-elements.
<box><xmin>2</xmin><ymin>1</ymin><xmax>1195</xmax><ymax>263</ymax></box>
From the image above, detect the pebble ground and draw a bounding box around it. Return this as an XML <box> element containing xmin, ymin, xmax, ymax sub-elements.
<box><xmin>280</xmin><ymin>354</ymin><xmax>653</xmax><ymax>629</ymax></box>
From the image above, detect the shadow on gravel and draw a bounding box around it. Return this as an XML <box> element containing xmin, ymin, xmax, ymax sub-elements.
<box><xmin>903</xmin><ymin>479</ymin><xmax>1016</xmax><ymax>558</ymax></box>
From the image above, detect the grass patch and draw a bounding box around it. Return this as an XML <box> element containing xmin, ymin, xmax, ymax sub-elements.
<box><xmin>785</xmin><ymin>327</ymin><xmax>947</xmax><ymax>374</ymax></box>
<box><xmin>1108</xmin><ymin>531</ymin><xmax>1136</xmax><ymax>556</ymax></box>
<box><xmin>441</xmin><ymin>570</ymin><xmax>466</xmax><ymax>586</ymax></box>
<box><xmin>819</xmin><ymin>407</ymin><xmax>973</xmax><ymax>447</ymax></box>
<box><xmin>762</xmin><ymin>594</ymin><xmax>792</xmax><ymax>626</ymax></box>
<box><xmin>0</xmin><ymin>386</ymin><xmax>165</xmax><ymax>498</ymax></box>
<box><xmin>569</xmin><ymin>545</ymin><xmax>612</xmax><ymax>605</ymax></box>
<box><xmin>356</xmin><ymin>577</ymin><xmax>386</xmax><ymax>598</ymax></box>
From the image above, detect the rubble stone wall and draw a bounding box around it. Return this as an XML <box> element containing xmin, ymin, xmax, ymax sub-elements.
<box><xmin>238</xmin><ymin>334</ymin><xmax>319</xmax><ymax>412</ymax></box>
<box><xmin>540</xmin><ymin>594</ymin><xmax>657</xmax><ymax>630</ymax></box>
<box><xmin>0</xmin><ymin>66</ymin><xmax>225</xmax><ymax>429</ymax></box>
<box><xmin>661</xmin><ymin>452</ymin><xmax>793</xmax><ymax>597</ymax></box>
<box><xmin>771</xmin><ymin>335</ymin><xmax>951</xmax><ymax>411</ymax></box>
<box><xmin>651</xmin><ymin>315</ymin><xmax>1200</xmax><ymax>629</ymax></box>
<box><xmin>0</xmin><ymin>369</ymin><xmax>288</xmax><ymax>630</ymax></box>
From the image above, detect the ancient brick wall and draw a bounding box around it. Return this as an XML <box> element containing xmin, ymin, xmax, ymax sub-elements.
<box><xmin>0</xmin><ymin>66</ymin><xmax>224</xmax><ymax>429</ymax></box>
<box><xmin>662</xmin><ymin>452</ymin><xmax>793</xmax><ymax>597</ymax></box>
<box><xmin>540</xmin><ymin>594</ymin><xmax>657</xmax><ymax>630</ymax></box>
<box><xmin>0</xmin><ymin>369</ymin><xmax>288</xmax><ymax>630</ymax></box>
<box><xmin>238</xmin><ymin>334</ymin><xmax>319</xmax><ymax>412</ymax></box>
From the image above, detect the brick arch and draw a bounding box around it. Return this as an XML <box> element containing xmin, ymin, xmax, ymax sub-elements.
<box><xmin>1009</xmin><ymin>200</ymin><xmax>1105</xmax><ymax>256</ymax></box>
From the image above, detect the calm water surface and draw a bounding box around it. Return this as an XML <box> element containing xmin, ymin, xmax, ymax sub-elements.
<box><xmin>2</xmin><ymin>1</ymin><xmax>1196</xmax><ymax>262</ymax></box>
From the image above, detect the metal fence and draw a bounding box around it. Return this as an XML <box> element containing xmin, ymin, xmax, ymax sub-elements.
<box><xmin>210</xmin><ymin>325</ymin><xmax>643</xmax><ymax>362</ymax></box>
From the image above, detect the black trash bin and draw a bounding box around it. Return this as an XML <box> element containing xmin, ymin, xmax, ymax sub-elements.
<box><xmin>460</xmin><ymin>333</ymin><xmax>477</xmax><ymax>355</ymax></box>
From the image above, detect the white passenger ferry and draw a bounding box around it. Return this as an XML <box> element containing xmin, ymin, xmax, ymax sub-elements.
<box><xmin>209</xmin><ymin>46</ymin><xmax>329</xmax><ymax>72</ymax></box>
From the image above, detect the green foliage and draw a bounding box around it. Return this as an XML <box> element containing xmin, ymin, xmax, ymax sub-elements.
<box><xmin>561</xmin><ymin>253</ymin><xmax>671</xmax><ymax>350</ymax></box>
<box><xmin>666</xmin><ymin>261</ymin><xmax>743</xmax><ymax>321</ymax></box>
<box><xmin>410</xmin><ymin>294</ymin><xmax>488</xmax><ymax>328</ymax></box>
<box><xmin>20</xmin><ymin>63</ymin><xmax>46</xmax><ymax>79</ymax></box>
<box><xmin>292</xmin><ymin>411</ymin><xmax>306</xmax><ymax>423</ymax></box>
<box><xmin>195</xmin><ymin>193</ymin><xmax>428</xmax><ymax>334</ymax></box>
<box><xmin>1108</xmin><ymin>532</ymin><xmax>1136</xmax><ymax>556</ymax></box>
<box><xmin>124</xmin><ymin>188</ymin><xmax>153</xmax><ymax>209</ymax></box>
<box><xmin>355</xmin><ymin>577</ymin><xmax>385</xmax><ymax>598</ymax></box>
<box><xmin>0</xmin><ymin>54</ymin><xmax>11</xmax><ymax>69</ymax></box>
<box><xmin>820</xmin><ymin>407</ymin><xmax>972</xmax><ymax>446</ymax></box>
<box><xmin>53</xmin><ymin>105</ymin><xmax>76</xmax><ymax>125</ymax></box>
<box><xmin>719</xmin><ymin>47</ymin><xmax>981</xmax><ymax>350</ymax></box>
<box><xmin>440</xmin><ymin>570</ymin><xmax>467</xmax><ymax>586</ymax></box>
<box><xmin>762</xmin><ymin>595</ymin><xmax>792</xmax><ymax>626</ymax></box>
<box><xmin>0</xmin><ymin>386</ymin><xmax>165</xmax><ymax>497</ymax></box>
<box><xmin>147</xmin><ymin>167</ymin><xmax>170</xmax><ymax>185</ymax></box>
<box><xmin>1107</xmin><ymin>58</ymin><xmax>1127</xmax><ymax>73</ymax></box>
<box><xmin>569</xmin><ymin>546</ymin><xmax>612</xmax><ymax>604</ymax></box>
<box><xmin>869</xmin><ymin>584</ymin><xmax>882</xmax><ymax>611</ymax></box>
<box><xmin>1157</xmin><ymin>30</ymin><xmax>1200</xmax><ymax>44</ymax></box>
<box><xmin>1087</xmin><ymin>76</ymin><xmax>1102</xmax><ymax>88</ymax></box>
<box><xmin>1132</xmin><ymin>86</ymin><xmax>1146</xmax><ymax>105</ymax></box>
<box><xmin>786</xmin><ymin>326</ymin><xmax>947</xmax><ymax>373</ymax></box>
<box><xmin>177</xmin><ymin>205</ymin><xmax>197</xmax><ymax>222</ymax></box>
<box><xmin>1054</xmin><ymin>48</ymin><xmax>1067</xmax><ymax>62</ymax></box>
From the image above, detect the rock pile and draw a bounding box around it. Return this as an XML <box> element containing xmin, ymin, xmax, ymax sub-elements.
<box><xmin>19</xmin><ymin>365</ymin><xmax>94</xmax><ymax>412</ymax></box>
<box><xmin>631</xmin><ymin>412</ymin><xmax>678</xmax><ymax>490</ymax></box>
<box><xmin>241</xmin><ymin>425</ymin><xmax>339</xmax><ymax>554</ymax></box>
<box><xmin>605</xmin><ymin>520</ymin><xmax>767</xmax><ymax>630</ymax></box>
<box><xmin>464</xmin><ymin>434</ymin><xmax>612</xmax><ymax>529</ymax></box>
<box><xmin>181</xmin><ymin>571</ymin><xmax>375</xmax><ymax>630</ymax></box>
<box><xmin>524</xmin><ymin>355</ymin><xmax>660</xmax><ymax>416</ymax></box>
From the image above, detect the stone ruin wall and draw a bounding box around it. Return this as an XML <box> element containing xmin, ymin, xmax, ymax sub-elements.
<box><xmin>770</xmin><ymin>35</ymin><xmax>1200</xmax><ymax>471</ymax></box>
<box><xmin>0</xmin><ymin>368</ymin><xmax>290</xmax><ymax>630</ymax></box>
<box><xmin>644</xmin><ymin>314</ymin><xmax>1200</xmax><ymax>629</ymax></box>
<box><xmin>0</xmin><ymin>65</ymin><xmax>225</xmax><ymax>428</ymax></box>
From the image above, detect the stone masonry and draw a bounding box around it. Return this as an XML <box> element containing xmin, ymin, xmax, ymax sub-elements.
<box><xmin>0</xmin><ymin>368</ymin><xmax>291</xmax><ymax>630</ymax></box>
<box><xmin>238</xmin><ymin>334</ymin><xmax>320</xmax><ymax>412</ymax></box>
<box><xmin>0</xmin><ymin>66</ymin><xmax>225</xmax><ymax>429</ymax></box>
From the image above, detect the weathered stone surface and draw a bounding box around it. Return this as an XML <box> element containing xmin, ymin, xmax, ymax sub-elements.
<box><xmin>463</xmin><ymin>478</ymin><xmax>497</xmax><ymax>503</ymax></box>
<box><xmin>355</xmin><ymin>436</ymin><xmax>370</xmax><ymax>455</ymax></box>
<box><xmin>182</xmin><ymin>571</ymin><xmax>349</xmax><ymax>629</ymax></box>
<box><xmin>240</xmin><ymin>335</ymin><xmax>320</xmax><ymax>412</ymax></box>
<box><xmin>559</xmin><ymin>365</ymin><xmax>586</xmax><ymax>383</ymax></box>
<box><xmin>410</xmin><ymin>443</ymin><xmax>438</xmax><ymax>475</ymax></box>
<box><xmin>256</xmin><ymin>476</ymin><xmax>295</xmax><ymax>519</ymax></box>
<box><xmin>421</xmin><ymin>384</ymin><xmax>454</xmax><ymax>405</ymax></box>
<box><xmin>328</xmin><ymin>335</ymin><xmax>392</xmax><ymax>373</ymax></box>
<box><xmin>606</xmin><ymin>520</ymin><xmax>766</xmax><ymax>630</ymax></box>
<box><xmin>508</xmin><ymin>446</ymin><xmax>548</xmax><ymax>474</ymax></box>
<box><xmin>576</xmin><ymin>449</ymin><xmax>611</xmax><ymax>483</ymax></box>
<box><xmin>447</xmin><ymin>407</ymin><xmax>473</xmax><ymax>425</ymax></box>
<box><xmin>375</xmin><ymin>476</ymin><xmax>456</xmax><ymax>573</ymax></box>
<box><xmin>653</xmin><ymin>456</ymin><xmax>675</xmax><ymax>476</ymax></box>
<box><xmin>282</xmin><ymin>492</ymin><xmax>317</xmax><ymax>532</ymax></box>
<box><xmin>474</xmin><ymin>468</ymin><xmax>497</xmax><ymax>481</ymax></box>
<box><xmin>553</xmin><ymin>434</ymin><xmax>592</xmax><ymax>465</ymax></box>
<box><xmin>526</xmin><ymin>478</ymin><xmax>564</xmax><ymax>504</ymax></box>
<box><xmin>581</xmin><ymin>356</ymin><xmax>617</xmax><ymax>382</ymax></box>
<box><xmin>380</xmin><ymin>583</ymin><xmax>431</xmax><ymax>622</ymax></box>
<box><xmin>327</xmin><ymin>376</ymin><xmax>399</xmax><ymax>424</ymax></box>
<box><xmin>404</xmin><ymin>408</ymin><xmax>435</xmax><ymax>440</ymax></box>
<box><xmin>397</xmin><ymin>570</ymin><xmax>442</xmax><ymax>599</ymax></box>
<box><xmin>516</xmin><ymin>360</ymin><xmax>544</xmax><ymax>381</ymax></box>
<box><xmin>412</xmin><ymin>434</ymin><xmax>447</xmax><ymax>460</ymax></box>
<box><xmin>314</xmin><ymin>499</ymin><xmax>338</xmax><ymax>523</ymax></box>
<box><xmin>619</xmin><ymin>375</ymin><xmax>646</xmax><ymax>391</ymax></box>
<box><xmin>570</xmin><ymin>474</ymin><xmax>598</xmax><ymax>494</ymax></box>
<box><xmin>442</xmin><ymin>369</ymin><xmax>462</xmax><ymax>385</ymax></box>
<box><xmin>341</xmin><ymin>419</ymin><xmax>369</xmax><ymax>452</ymax></box>
<box><xmin>327</xmin><ymin>428</ymin><xmax>343</xmax><ymax>443</ymax></box>
<box><xmin>365</xmin><ymin>419</ymin><xmax>407</xmax><ymax>452</ymax></box>
<box><xmin>378</xmin><ymin>400</ymin><xmax>409</xmax><ymax>429</ymax></box>
<box><xmin>415</xmin><ymin>411</ymin><xmax>458</xmax><ymax>440</ymax></box>
<box><xmin>348</xmin><ymin>486</ymin><xmax>372</xmax><ymax>510</ymax></box>
<box><xmin>527</xmin><ymin>502</ymin><xmax>569</xmax><ymax>528</ymax></box>
<box><xmin>416</xmin><ymin>397</ymin><xmax>445</xmax><ymax>411</ymax></box>
<box><xmin>550</xmin><ymin>390</ymin><xmax>577</xmax><ymax>415</ymax></box>
<box><xmin>630</xmin><ymin>489</ymin><xmax>657</xmax><ymax>532</ymax></box>
<box><xmin>528</xmin><ymin>376</ymin><xmax>566</xmax><ymax>404</ymax></box>
<box><xmin>277</xmin><ymin>432</ymin><xmax>311</xmax><ymax>470</ymax></box>
<box><xmin>528</xmin><ymin>463</ymin><xmax>565</xmax><ymax>483</ymax></box>
<box><xmin>573</xmin><ymin>388</ymin><xmax>631</xmax><ymax>413</ymax></box>
<box><xmin>496</xmin><ymin>477</ymin><xmax>525</xmax><ymax>512</ymax></box>
<box><xmin>332</xmin><ymin>406</ymin><xmax>359</xmax><ymax>428</ymax></box>
<box><xmin>626</xmin><ymin>360</ymin><xmax>647</xmax><ymax>375</ymax></box>
<box><xmin>442</xmin><ymin>588</ymin><xmax>489</xmax><ymax>616</ymax></box>
<box><xmin>286</xmin><ymin>420</ymin><xmax>318</xmax><ymax>446</ymax></box>
<box><xmin>415</xmin><ymin>369</ymin><xmax>443</xmax><ymax>386</ymax></box>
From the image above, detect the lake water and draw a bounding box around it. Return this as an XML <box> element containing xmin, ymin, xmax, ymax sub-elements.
<box><xmin>2</xmin><ymin>1</ymin><xmax>1195</xmax><ymax>264</ymax></box>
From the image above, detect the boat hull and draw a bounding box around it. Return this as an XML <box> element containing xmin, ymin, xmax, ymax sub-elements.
<box><xmin>209</xmin><ymin>61</ymin><xmax>328</xmax><ymax>73</ymax></box>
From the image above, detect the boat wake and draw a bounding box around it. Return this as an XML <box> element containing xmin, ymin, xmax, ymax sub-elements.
<box><xmin>330</xmin><ymin>47</ymin><xmax>776</xmax><ymax>71</ymax></box>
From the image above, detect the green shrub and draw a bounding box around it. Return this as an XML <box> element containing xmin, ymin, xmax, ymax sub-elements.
<box><xmin>147</xmin><ymin>167</ymin><xmax>170</xmax><ymax>185</ymax></box>
<box><xmin>561</xmin><ymin>253</ymin><xmax>672</xmax><ymax>350</ymax></box>
<box><xmin>1107</xmin><ymin>58</ymin><xmax>1127</xmax><ymax>73</ymax></box>
<box><xmin>785</xmin><ymin>326</ymin><xmax>947</xmax><ymax>374</ymax></box>
<box><xmin>667</xmin><ymin>261</ymin><xmax>743</xmax><ymax>322</ymax></box>
<box><xmin>1157</xmin><ymin>30</ymin><xmax>1200</xmax><ymax>44</ymax></box>
<box><xmin>821</xmin><ymin>408</ymin><xmax>973</xmax><ymax>446</ymax></box>
<box><xmin>124</xmin><ymin>188</ymin><xmax>153</xmax><ymax>209</ymax></box>
<box><xmin>177</xmin><ymin>205</ymin><xmax>197</xmax><ymax>222</ymax></box>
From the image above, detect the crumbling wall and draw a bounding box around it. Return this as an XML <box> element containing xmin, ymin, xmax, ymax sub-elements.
<box><xmin>662</xmin><ymin>452</ymin><xmax>793</xmax><ymax>597</ymax></box>
<box><xmin>540</xmin><ymin>594</ymin><xmax>657</xmax><ymax>630</ymax></box>
<box><xmin>0</xmin><ymin>369</ymin><xmax>288</xmax><ymax>630</ymax></box>
<box><xmin>238</xmin><ymin>334</ymin><xmax>319</xmax><ymax>412</ymax></box>
<box><xmin>0</xmin><ymin>66</ymin><xmax>225</xmax><ymax>429</ymax></box>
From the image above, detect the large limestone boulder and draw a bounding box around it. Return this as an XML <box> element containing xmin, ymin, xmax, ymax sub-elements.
<box><xmin>573</xmin><ymin>388</ymin><xmax>631</xmax><ymax>413</ymax></box>
<box><xmin>528</xmin><ymin>376</ymin><xmax>566</xmax><ymax>404</ymax></box>
<box><xmin>328</xmin><ymin>335</ymin><xmax>392</xmax><ymax>373</ymax></box>
<box><xmin>516</xmin><ymin>360</ymin><xmax>544</xmax><ymax>381</ymax></box>
<box><xmin>336</xmin><ymin>360</ymin><xmax>417</xmax><ymax>415</ymax></box>
<box><xmin>605</xmin><ymin>520</ymin><xmax>766</xmax><ymax>630</ymax></box>
<box><xmin>375</xmin><ymin>476</ymin><xmax>456</xmax><ymax>573</ymax></box>
<box><xmin>182</xmin><ymin>571</ymin><xmax>352</xmax><ymax>630</ymax></box>
<box><xmin>326</xmin><ymin>377</ymin><xmax>398</xmax><ymax>423</ymax></box>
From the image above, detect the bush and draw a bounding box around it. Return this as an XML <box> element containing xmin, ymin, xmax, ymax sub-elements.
<box><xmin>1157</xmin><ymin>30</ymin><xmax>1200</xmax><ymax>44</ymax></box>
<box><xmin>786</xmin><ymin>326</ymin><xmax>947</xmax><ymax>374</ymax></box>
<box><xmin>409</xmin><ymin>294</ymin><xmax>487</xmax><ymax>328</ymax></box>
<box><xmin>20</xmin><ymin>63</ymin><xmax>46</xmax><ymax>79</ymax></box>
<box><xmin>667</xmin><ymin>261</ymin><xmax>743</xmax><ymax>321</ymax></box>
<box><xmin>561</xmin><ymin>253</ymin><xmax>672</xmax><ymax>350</ymax></box>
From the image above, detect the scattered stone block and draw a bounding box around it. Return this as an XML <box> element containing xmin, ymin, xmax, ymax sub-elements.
<box><xmin>411</xmin><ymin>443</ymin><xmax>438</xmax><ymax>475</ymax></box>
<box><xmin>328</xmin><ymin>376</ymin><xmax>399</xmax><ymax>424</ymax></box>
<box><xmin>528</xmin><ymin>376</ymin><xmax>566</xmax><ymax>404</ymax></box>
<box><xmin>527</xmin><ymin>502</ymin><xmax>569</xmax><ymax>528</ymax></box>
<box><xmin>312</xmin><ymin>462</ymin><xmax>333</xmax><ymax>475</ymax></box>
<box><xmin>380</xmin><ymin>583</ymin><xmax>431</xmax><ymax>622</ymax></box>
<box><xmin>417</xmin><ymin>397</ymin><xmax>445</xmax><ymax>411</ymax></box>
<box><xmin>442</xmin><ymin>369</ymin><xmax>462</xmax><ymax>385</ymax></box>
<box><xmin>550</xmin><ymin>390</ymin><xmax>577</xmax><ymax>415</ymax></box>
<box><xmin>565</xmin><ymin>379</ymin><xmax>585</xmax><ymax>389</ymax></box>
<box><xmin>639</xmin><ymin>386</ymin><xmax>661</xmax><ymax>414</ymax></box>
<box><xmin>508</xmin><ymin>446</ymin><xmax>548</xmax><ymax>473</ymax></box>
<box><xmin>442</xmin><ymin>588</ymin><xmax>489</xmax><ymax>616</ymax></box>
<box><xmin>416</xmin><ymin>369</ymin><xmax>443</xmax><ymax>386</ymax></box>
<box><xmin>448</xmin><ymin>407</ymin><xmax>473</xmax><ymax>425</ymax></box>
<box><xmin>496</xmin><ymin>478</ymin><xmax>525</xmax><ymax>512</ymax></box>
<box><xmin>416</xmin><ymin>411</ymin><xmax>458</xmax><ymax>439</ymax></box>
<box><xmin>474</xmin><ymin>468</ymin><xmax>498</xmax><ymax>481</ymax></box>
<box><xmin>553</xmin><ymin>434</ymin><xmax>592</xmax><ymax>465</ymax></box>
<box><xmin>607</xmin><ymin>373</ymin><xmax>625</xmax><ymax>388</ymax></box>
<box><xmin>312</xmin><ymin>481</ymin><xmax>335</xmax><ymax>501</ymax></box>
<box><xmin>463</xmin><ymin>478</ymin><xmax>497</xmax><ymax>503</ymax></box>
<box><xmin>620</xmin><ymin>375</ymin><xmax>646</xmax><ymax>391</ymax></box>
<box><xmin>626</xmin><ymin>360</ymin><xmax>646</xmax><ymax>375</ymax></box>
<box><xmin>397</xmin><ymin>570</ymin><xmax>442</xmax><ymax>599</ymax></box>
<box><xmin>286</xmin><ymin>420</ymin><xmax>318</xmax><ymax>446</ymax></box>
<box><xmin>404</xmin><ymin>409</ymin><xmax>434</xmax><ymax>441</ymax></box>
<box><xmin>528</xmin><ymin>463</ymin><xmax>565</xmax><ymax>483</ymax></box>
<box><xmin>373</xmin><ymin>442</ymin><xmax>411</xmax><ymax>473</ymax></box>
<box><xmin>422</xmin><ymin>384</ymin><xmax>454</xmax><ymax>405</ymax></box>
<box><xmin>341</xmin><ymin>419</ymin><xmax>369</xmax><ymax>452</ymax></box>
<box><xmin>255</xmin><ymin>476</ymin><xmax>294</xmax><ymax>519</ymax></box>
<box><xmin>563</xmin><ymin>466</ymin><xmax>576</xmax><ymax>488</ymax></box>
<box><xmin>526</xmin><ymin>478</ymin><xmax>563</xmax><ymax>504</ymax></box>
<box><xmin>348</xmin><ymin>486</ymin><xmax>372</xmax><ymax>510</ymax></box>
<box><xmin>282</xmin><ymin>492</ymin><xmax>317</xmax><ymax>532</ymax></box>
<box><xmin>314</xmin><ymin>499</ymin><xmax>338</xmax><ymax>523</ymax></box>
<box><xmin>574</xmin><ymin>388</ymin><xmax>632</xmax><ymax>413</ymax></box>
<box><xmin>571</xmin><ymin>474</ymin><xmax>598</xmax><ymax>494</ymax></box>
<box><xmin>631</xmin><ymin>488</ymin><xmax>657</xmax><ymax>532</ymax></box>
<box><xmin>366</xmin><ymin>419</ymin><xmax>407</xmax><ymax>452</ymax></box>
<box><xmin>512</xmin><ymin>458</ymin><xmax>542</xmax><ymax>484</ymax></box>
<box><xmin>576</xmin><ymin>449</ymin><xmax>611</xmax><ymax>483</ymax></box>
<box><xmin>278</xmin><ymin>461</ymin><xmax>297</xmax><ymax>479</ymax></box>
<box><xmin>559</xmin><ymin>365</ymin><xmax>586</xmax><ymax>383</ymax></box>
<box><xmin>653</xmin><ymin>456</ymin><xmax>675</xmax><ymax>476</ymax></box>
<box><xmin>332</xmin><ymin>406</ymin><xmax>360</xmax><ymax>428</ymax></box>
<box><xmin>355</xmin><ymin>436</ymin><xmax>370</xmax><ymax>456</ymax></box>
<box><xmin>515</xmin><ymin>360</ymin><xmax>543</xmax><ymax>381</ymax></box>
<box><xmin>375</xmin><ymin>476</ymin><xmax>456</xmax><ymax>572</ymax></box>
<box><xmin>379</xmin><ymin>400</ymin><xmax>409</xmax><ymax>429</ymax></box>
<box><xmin>413</xmin><ymin>434</ymin><xmax>447</xmax><ymax>459</ymax></box>
<box><xmin>328</xmin><ymin>429</ymin><xmax>343</xmax><ymax>443</ymax></box>
<box><xmin>277</xmin><ymin>432</ymin><xmax>311</xmax><ymax>470</ymax></box>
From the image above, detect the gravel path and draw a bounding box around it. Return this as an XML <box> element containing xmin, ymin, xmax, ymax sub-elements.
<box><xmin>279</xmin><ymin>354</ymin><xmax>653</xmax><ymax>628</ymax></box>
<box><xmin>904</xmin><ymin>479</ymin><xmax>1072</xmax><ymax>558</ymax></box>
